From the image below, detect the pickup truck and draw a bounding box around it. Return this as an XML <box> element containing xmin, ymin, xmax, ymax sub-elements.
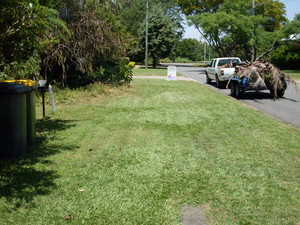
<box><xmin>206</xmin><ymin>57</ymin><xmax>241</xmax><ymax>88</ymax></box>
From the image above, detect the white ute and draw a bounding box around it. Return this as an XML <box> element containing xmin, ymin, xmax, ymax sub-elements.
<box><xmin>206</xmin><ymin>57</ymin><xmax>241</xmax><ymax>88</ymax></box>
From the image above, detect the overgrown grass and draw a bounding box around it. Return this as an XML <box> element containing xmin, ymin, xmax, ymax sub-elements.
<box><xmin>0</xmin><ymin>80</ymin><xmax>299</xmax><ymax>224</ymax></box>
<box><xmin>284</xmin><ymin>70</ymin><xmax>300</xmax><ymax>81</ymax></box>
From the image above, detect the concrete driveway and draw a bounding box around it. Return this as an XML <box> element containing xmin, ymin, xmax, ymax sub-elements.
<box><xmin>162</xmin><ymin>63</ymin><xmax>300</xmax><ymax>129</ymax></box>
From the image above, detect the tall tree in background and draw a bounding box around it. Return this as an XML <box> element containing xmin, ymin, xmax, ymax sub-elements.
<box><xmin>177</xmin><ymin>0</ymin><xmax>223</xmax><ymax>14</ymax></box>
<box><xmin>120</xmin><ymin>0</ymin><xmax>183</xmax><ymax>63</ymax></box>
<box><xmin>138</xmin><ymin>4</ymin><xmax>178</xmax><ymax>67</ymax></box>
<box><xmin>174</xmin><ymin>39</ymin><xmax>203</xmax><ymax>61</ymax></box>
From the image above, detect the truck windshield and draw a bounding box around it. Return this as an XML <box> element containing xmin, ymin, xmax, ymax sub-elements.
<box><xmin>217</xmin><ymin>59</ymin><xmax>240</xmax><ymax>67</ymax></box>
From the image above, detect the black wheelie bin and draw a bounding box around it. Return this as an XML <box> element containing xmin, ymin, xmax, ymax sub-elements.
<box><xmin>0</xmin><ymin>81</ymin><xmax>32</xmax><ymax>158</ymax></box>
<box><xmin>0</xmin><ymin>80</ymin><xmax>38</xmax><ymax>158</ymax></box>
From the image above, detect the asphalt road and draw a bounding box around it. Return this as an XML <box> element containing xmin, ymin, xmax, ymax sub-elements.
<box><xmin>163</xmin><ymin>63</ymin><xmax>300</xmax><ymax>129</ymax></box>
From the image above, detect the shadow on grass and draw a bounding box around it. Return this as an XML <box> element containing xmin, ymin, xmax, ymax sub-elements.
<box><xmin>0</xmin><ymin>118</ymin><xmax>77</xmax><ymax>208</ymax></box>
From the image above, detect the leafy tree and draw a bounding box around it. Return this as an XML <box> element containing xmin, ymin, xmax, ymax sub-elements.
<box><xmin>255</xmin><ymin>0</ymin><xmax>286</xmax><ymax>31</ymax></box>
<box><xmin>121</xmin><ymin>0</ymin><xmax>183</xmax><ymax>36</ymax></box>
<box><xmin>120</xmin><ymin>0</ymin><xmax>183</xmax><ymax>62</ymax></box>
<box><xmin>270</xmin><ymin>42</ymin><xmax>300</xmax><ymax>70</ymax></box>
<box><xmin>0</xmin><ymin>0</ymin><xmax>69</xmax><ymax>63</ymax></box>
<box><xmin>175</xmin><ymin>38</ymin><xmax>203</xmax><ymax>61</ymax></box>
<box><xmin>0</xmin><ymin>0</ymin><xmax>69</xmax><ymax>80</ymax></box>
<box><xmin>270</xmin><ymin>14</ymin><xmax>300</xmax><ymax>69</ymax></box>
<box><xmin>177</xmin><ymin>0</ymin><xmax>223</xmax><ymax>14</ymax></box>
<box><xmin>281</xmin><ymin>13</ymin><xmax>300</xmax><ymax>38</ymax></box>
<box><xmin>139</xmin><ymin>4</ymin><xmax>178</xmax><ymax>67</ymax></box>
<box><xmin>183</xmin><ymin>0</ymin><xmax>287</xmax><ymax>61</ymax></box>
<box><xmin>0</xmin><ymin>0</ymin><xmax>134</xmax><ymax>85</ymax></box>
<box><xmin>41</xmin><ymin>0</ymin><xmax>133</xmax><ymax>86</ymax></box>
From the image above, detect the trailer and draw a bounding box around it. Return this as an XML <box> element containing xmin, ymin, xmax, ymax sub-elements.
<box><xmin>227</xmin><ymin>62</ymin><xmax>287</xmax><ymax>99</ymax></box>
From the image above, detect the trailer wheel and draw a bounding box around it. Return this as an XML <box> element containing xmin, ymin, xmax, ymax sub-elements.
<box><xmin>230</xmin><ymin>82</ymin><xmax>236</xmax><ymax>97</ymax></box>
<box><xmin>206</xmin><ymin>73</ymin><xmax>212</xmax><ymax>84</ymax></box>
<box><xmin>234</xmin><ymin>83</ymin><xmax>242</xmax><ymax>99</ymax></box>
<box><xmin>270</xmin><ymin>89</ymin><xmax>285</xmax><ymax>98</ymax></box>
<box><xmin>277</xmin><ymin>89</ymin><xmax>285</xmax><ymax>98</ymax></box>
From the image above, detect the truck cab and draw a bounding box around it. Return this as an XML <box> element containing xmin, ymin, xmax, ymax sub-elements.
<box><xmin>206</xmin><ymin>57</ymin><xmax>241</xmax><ymax>88</ymax></box>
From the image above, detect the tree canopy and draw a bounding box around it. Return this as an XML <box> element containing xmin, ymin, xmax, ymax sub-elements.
<box><xmin>174</xmin><ymin>38</ymin><xmax>204</xmax><ymax>61</ymax></box>
<box><xmin>270</xmin><ymin>14</ymin><xmax>300</xmax><ymax>69</ymax></box>
<box><xmin>183</xmin><ymin>0</ymin><xmax>287</xmax><ymax>61</ymax></box>
<box><xmin>0</xmin><ymin>0</ymin><xmax>69</xmax><ymax>64</ymax></box>
<box><xmin>120</xmin><ymin>0</ymin><xmax>183</xmax><ymax>65</ymax></box>
<box><xmin>177</xmin><ymin>0</ymin><xmax>223</xmax><ymax>14</ymax></box>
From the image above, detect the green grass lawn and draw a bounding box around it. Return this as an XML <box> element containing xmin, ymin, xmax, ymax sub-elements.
<box><xmin>0</xmin><ymin>80</ymin><xmax>299</xmax><ymax>224</ymax></box>
<box><xmin>284</xmin><ymin>70</ymin><xmax>300</xmax><ymax>81</ymax></box>
<box><xmin>133</xmin><ymin>67</ymin><xmax>182</xmax><ymax>76</ymax></box>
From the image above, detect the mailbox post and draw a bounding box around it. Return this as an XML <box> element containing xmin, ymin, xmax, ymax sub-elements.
<box><xmin>38</xmin><ymin>80</ymin><xmax>48</xmax><ymax>118</ymax></box>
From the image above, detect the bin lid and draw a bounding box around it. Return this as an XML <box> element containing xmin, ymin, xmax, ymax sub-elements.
<box><xmin>1</xmin><ymin>79</ymin><xmax>39</xmax><ymax>91</ymax></box>
<box><xmin>0</xmin><ymin>82</ymin><xmax>32</xmax><ymax>94</ymax></box>
<box><xmin>15</xmin><ymin>79</ymin><xmax>38</xmax><ymax>87</ymax></box>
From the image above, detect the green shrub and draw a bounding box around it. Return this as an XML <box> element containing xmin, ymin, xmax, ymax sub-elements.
<box><xmin>92</xmin><ymin>58</ymin><xmax>133</xmax><ymax>85</ymax></box>
<box><xmin>270</xmin><ymin>42</ymin><xmax>300</xmax><ymax>70</ymax></box>
<box><xmin>128</xmin><ymin>61</ymin><xmax>135</xmax><ymax>69</ymax></box>
<box><xmin>0</xmin><ymin>53</ymin><xmax>41</xmax><ymax>81</ymax></box>
<box><xmin>121</xmin><ymin>57</ymin><xmax>130</xmax><ymax>65</ymax></box>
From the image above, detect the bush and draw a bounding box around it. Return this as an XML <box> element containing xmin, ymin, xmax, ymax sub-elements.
<box><xmin>121</xmin><ymin>57</ymin><xmax>130</xmax><ymax>65</ymax></box>
<box><xmin>48</xmin><ymin>58</ymin><xmax>133</xmax><ymax>88</ymax></box>
<box><xmin>91</xmin><ymin>58</ymin><xmax>133</xmax><ymax>85</ymax></box>
<box><xmin>0</xmin><ymin>53</ymin><xmax>41</xmax><ymax>81</ymax></box>
<box><xmin>270</xmin><ymin>42</ymin><xmax>300</xmax><ymax>70</ymax></box>
<box><xmin>128</xmin><ymin>61</ymin><xmax>135</xmax><ymax>69</ymax></box>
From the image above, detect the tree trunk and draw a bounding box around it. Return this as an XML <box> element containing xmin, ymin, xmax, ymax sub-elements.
<box><xmin>152</xmin><ymin>57</ymin><xmax>158</xmax><ymax>68</ymax></box>
<box><xmin>255</xmin><ymin>42</ymin><xmax>279</xmax><ymax>61</ymax></box>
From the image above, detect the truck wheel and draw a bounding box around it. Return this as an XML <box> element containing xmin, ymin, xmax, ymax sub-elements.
<box><xmin>235</xmin><ymin>83</ymin><xmax>242</xmax><ymax>99</ymax></box>
<box><xmin>206</xmin><ymin>73</ymin><xmax>212</xmax><ymax>84</ymax></box>
<box><xmin>230</xmin><ymin>82</ymin><xmax>236</xmax><ymax>97</ymax></box>
<box><xmin>215</xmin><ymin>75</ymin><xmax>222</xmax><ymax>88</ymax></box>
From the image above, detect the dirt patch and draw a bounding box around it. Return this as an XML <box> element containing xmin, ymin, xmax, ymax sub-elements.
<box><xmin>181</xmin><ymin>205</ymin><xmax>207</xmax><ymax>225</ymax></box>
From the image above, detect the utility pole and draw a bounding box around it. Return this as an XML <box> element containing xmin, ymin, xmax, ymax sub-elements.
<box><xmin>145</xmin><ymin>0</ymin><xmax>149</xmax><ymax>69</ymax></box>
<box><xmin>204</xmin><ymin>41</ymin><xmax>206</xmax><ymax>62</ymax></box>
<box><xmin>251</xmin><ymin>0</ymin><xmax>255</xmax><ymax>62</ymax></box>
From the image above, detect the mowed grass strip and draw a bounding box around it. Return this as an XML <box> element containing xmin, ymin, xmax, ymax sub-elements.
<box><xmin>284</xmin><ymin>70</ymin><xmax>300</xmax><ymax>81</ymax></box>
<box><xmin>0</xmin><ymin>79</ymin><xmax>299</xmax><ymax>225</ymax></box>
<box><xmin>133</xmin><ymin>67</ymin><xmax>182</xmax><ymax>77</ymax></box>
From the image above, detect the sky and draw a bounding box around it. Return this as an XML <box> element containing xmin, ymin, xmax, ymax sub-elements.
<box><xmin>183</xmin><ymin>0</ymin><xmax>300</xmax><ymax>39</ymax></box>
